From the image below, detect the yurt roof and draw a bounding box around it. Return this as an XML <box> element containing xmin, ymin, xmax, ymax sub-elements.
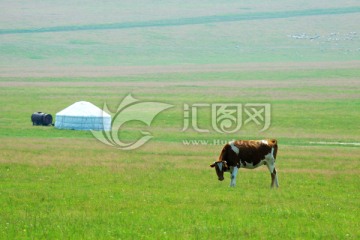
<box><xmin>56</xmin><ymin>101</ymin><xmax>110</xmax><ymax>117</ymax></box>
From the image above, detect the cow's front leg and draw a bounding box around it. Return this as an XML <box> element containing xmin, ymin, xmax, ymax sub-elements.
<box><xmin>229</xmin><ymin>166</ymin><xmax>238</xmax><ymax>187</ymax></box>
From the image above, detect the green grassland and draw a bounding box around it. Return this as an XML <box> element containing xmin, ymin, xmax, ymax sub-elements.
<box><xmin>1</xmin><ymin>67</ymin><xmax>359</xmax><ymax>239</ymax></box>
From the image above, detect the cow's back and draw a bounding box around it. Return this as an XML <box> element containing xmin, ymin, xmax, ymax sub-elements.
<box><xmin>235</xmin><ymin>139</ymin><xmax>277</xmax><ymax>165</ymax></box>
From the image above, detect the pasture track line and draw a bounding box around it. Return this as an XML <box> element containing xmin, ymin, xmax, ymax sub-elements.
<box><xmin>309</xmin><ymin>141</ymin><xmax>360</xmax><ymax>146</ymax></box>
<box><xmin>1</xmin><ymin>7</ymin><xmax>359</xmax><ymax>35</ymax></box>
<box><xmin>1</xmin><ymin>61</ymin><xmax>360</xmax><ymax>77</ymax></box>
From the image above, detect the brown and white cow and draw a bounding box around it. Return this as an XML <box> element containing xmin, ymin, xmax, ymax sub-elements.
<box><xmin>210</xmin><ymin>139</ymin><xmax>279</xmax><ymax>188</ymax></box>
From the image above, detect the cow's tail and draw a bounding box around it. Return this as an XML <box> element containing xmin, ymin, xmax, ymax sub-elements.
<box><xmin>269</xmin><ymin>139</ymin><xmax>278</xmax><ymax>159</ymax></box>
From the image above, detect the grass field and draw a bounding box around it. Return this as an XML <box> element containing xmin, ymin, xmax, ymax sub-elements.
<box><xmin>1</xmin><ymin>66</ymin><xmax>360</xmax><ymax>239</ymax></box>
<box><xmin>1</xmin><ymin>1</ymin><xmax>360</xmax><ymax>239</ymax></box>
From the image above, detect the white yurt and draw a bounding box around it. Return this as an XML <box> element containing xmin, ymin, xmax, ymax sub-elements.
<box><xmin>55</xmin><ymin>101</ymin><xmax>111</xmax><ymax>131</ymax></box>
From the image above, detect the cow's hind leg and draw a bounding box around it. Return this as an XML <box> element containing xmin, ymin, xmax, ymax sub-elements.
<box><xmin>271</xmin><ymin>168</ymin><xmax>279</xmax><ymax>188</ymax></box>
<box><xmin>267</xmin><ymin>162</ymin><xmax>279</xmax><ymax>188</ymax></box>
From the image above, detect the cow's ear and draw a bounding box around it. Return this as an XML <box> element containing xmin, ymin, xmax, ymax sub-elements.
<box><xmin>210</xmin><ymin>162</ymin><xmax>216</xmax><ymax>168</ymax></box>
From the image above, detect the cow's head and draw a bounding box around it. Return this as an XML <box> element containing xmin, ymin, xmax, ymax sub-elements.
<box><xmin>210</xmin><ymin>161</ymin><xmax>229</xmax><ymax>181</ymax></box>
